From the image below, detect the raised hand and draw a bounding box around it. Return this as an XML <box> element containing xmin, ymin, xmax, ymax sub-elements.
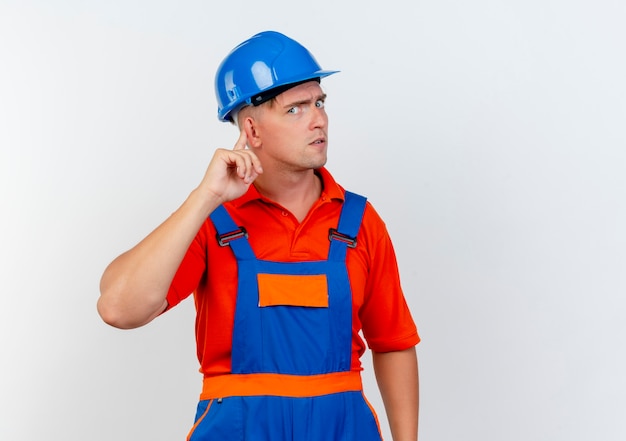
<box><xmin>198</xmin><ymin>130</ymin><xmax>264</xmax><ymax>205</ymax></box>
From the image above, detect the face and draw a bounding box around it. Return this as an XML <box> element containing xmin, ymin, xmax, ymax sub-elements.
<box><xmin>246</xmin><ymin>81</ymin><xmax>329</xmax><ymax>173</ymax></box>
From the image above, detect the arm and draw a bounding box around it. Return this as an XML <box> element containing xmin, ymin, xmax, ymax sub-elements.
<box><xmin>97</xmin><ymin>130</ymin><xmax>262</xmax><ymax>329</ymax></box>
<box><xmin>372</xmin><ymin>347</ymin><xmax>419</xmax><ymax>441</ymax></box>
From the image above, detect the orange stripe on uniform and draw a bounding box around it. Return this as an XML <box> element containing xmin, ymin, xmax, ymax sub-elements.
<box><xmin>200</xmin><ymin>371</ymin><xmax>362</xmax><ymax>400</ymax></box>
<box><xmin>186</xmin><ymin>399</ymin><xmax>214</xmax><ymax>441</ymax></box>
<box><xmin>361</xmin><ymin>391</ymin><xmax>383</xmax><ymax>438</ymax></box>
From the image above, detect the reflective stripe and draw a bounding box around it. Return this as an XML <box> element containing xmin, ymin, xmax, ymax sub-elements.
<box><xmin>200</xmin><ymin>371</ymin><xmax>363</xmax><ymax>399</ymax></box>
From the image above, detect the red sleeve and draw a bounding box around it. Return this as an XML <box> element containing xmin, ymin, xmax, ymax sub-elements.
<box><xmin>359</xmin><ymin>205</ymin><xmax>420</xmax><ymax>352</ymax></box>
<box><xmin>165</xmin><ymin>221</ymin><xmax>209</xmax><ymax>309</ymax></box>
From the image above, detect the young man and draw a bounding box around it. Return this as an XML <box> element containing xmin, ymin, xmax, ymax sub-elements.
<box><xmin>98</xmin><ymin>31</ymin><xmax>419</xmax><ymax>440</ymax></box>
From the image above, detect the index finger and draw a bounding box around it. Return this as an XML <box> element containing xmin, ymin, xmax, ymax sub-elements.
<box><xmin>233</xmin><ymin>129</ymin><xmax>248</xmax><ymax>151</ymax></box>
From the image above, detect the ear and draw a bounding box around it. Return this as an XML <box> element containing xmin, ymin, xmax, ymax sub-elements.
<box><xmin>242</xmin><ymin>116</ymin><xmax>262</xmax><ymax>148</ymax></box>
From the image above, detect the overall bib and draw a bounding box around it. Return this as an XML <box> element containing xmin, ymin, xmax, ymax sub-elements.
<box><xmin>187</xmin><ymin>192</ymin><xmax>383</xmax><ymax>441</ymax></box>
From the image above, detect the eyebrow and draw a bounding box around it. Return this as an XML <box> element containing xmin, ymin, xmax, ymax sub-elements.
<box><xmin>281</xmin><ymin>93</ymin><xmax>327</xmax><ymax>109</ymax></box>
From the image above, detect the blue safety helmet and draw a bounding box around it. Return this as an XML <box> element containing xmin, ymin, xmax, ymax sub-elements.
<box><xmin>215</xmin><ymin>31</ymin><xmax>338</xmax><ymax>122</ymax></box>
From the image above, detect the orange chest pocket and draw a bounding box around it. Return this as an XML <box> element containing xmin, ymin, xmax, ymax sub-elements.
<box><xmin>257</xmin><ymin>273</ymin><xmax>329</xmax><ymax>308</ymax></box>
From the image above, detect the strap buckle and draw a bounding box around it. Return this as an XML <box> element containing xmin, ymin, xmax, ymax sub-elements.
<box><xmin>216</xmin><ymin>226</ymin><xmax>248</xmax><ymax>247</ymax></box>
<box><xmin>328</xmin><ymin>228</ymin><xmax>357</xmax><ymax>248</ymax></box>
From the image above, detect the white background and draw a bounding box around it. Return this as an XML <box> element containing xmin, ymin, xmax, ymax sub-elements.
<box><xmin>1</xmin><ymin>0</ymin><xmax>625</xmax><ymax>439</ymax></box>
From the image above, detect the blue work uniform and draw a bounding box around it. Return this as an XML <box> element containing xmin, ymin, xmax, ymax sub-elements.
<box><xmin>187</xmin><ymin>191</ymin><xmax>383</xmax><ymax>441</ymax></box>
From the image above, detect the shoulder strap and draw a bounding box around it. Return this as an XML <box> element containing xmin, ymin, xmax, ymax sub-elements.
<box><xmin>328</xmin><ymin>191</ymin><xmax>367</xmax><ymax>261</ymax></box>
<box><xmin>209</xmin><ymin>205</ymin><xmax>256</xmax><ymax>260</ymax></box>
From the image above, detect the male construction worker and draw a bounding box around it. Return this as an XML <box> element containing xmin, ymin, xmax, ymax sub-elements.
<box><xmin>98</xmin><ymin>31</ymin><xmax>420</xmax><ymax>440</ymax></box>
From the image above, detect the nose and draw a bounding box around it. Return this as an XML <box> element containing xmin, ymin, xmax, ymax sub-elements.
<box><xmin>309</xmin><ymin>104</ymin><xmax>328</xmax><ymax>130</ymax></box>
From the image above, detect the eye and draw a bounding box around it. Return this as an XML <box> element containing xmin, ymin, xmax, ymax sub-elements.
<box><xmin>287</xmin><ymin>106</ymin><xmax>301</xmax><ymax>114</ymax></box>
<box><xmin>315</xmin><ymin>99</ymin><xmax>325</xmax><ymax>108</ymax></box>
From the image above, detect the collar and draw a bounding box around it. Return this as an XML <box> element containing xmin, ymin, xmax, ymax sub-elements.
<box><xmin>229</xmin><ymin>167</ymin><xmax>345</xmax><ymax>209</ymax></box>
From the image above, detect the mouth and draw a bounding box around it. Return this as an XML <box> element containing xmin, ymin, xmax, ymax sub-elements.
<box><xmin>310</xmin><ymin>137</ymin><xmax>326</xmax><ymax>146</ymax></box>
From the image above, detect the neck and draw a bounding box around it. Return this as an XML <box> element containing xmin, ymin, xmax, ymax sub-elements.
<box><xmin>254</xmin><ymin>169</ymin><xmax>322</xmax><ymax>222</ymax></box>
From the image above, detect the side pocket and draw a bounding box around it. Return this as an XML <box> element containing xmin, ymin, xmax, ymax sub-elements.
<box><xmin>186</xmin><ymin>399</ymin><xmax>214</xmax><ymax>441</ymax></box>
<box><xmin>357</xmin><ymin>392</ymin><xmax>384</xmax><ymax>440</ymax></box>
